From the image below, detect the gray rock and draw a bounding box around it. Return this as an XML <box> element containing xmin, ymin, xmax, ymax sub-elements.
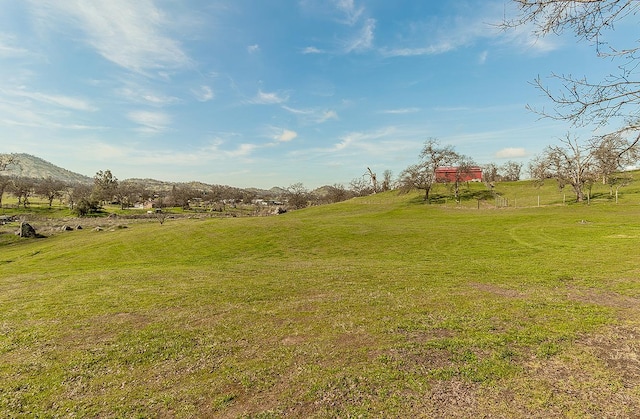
<box><xmin>19</xmin><ymin>222</ymin><xmax>37</xmax><ymax>238</ymax></box>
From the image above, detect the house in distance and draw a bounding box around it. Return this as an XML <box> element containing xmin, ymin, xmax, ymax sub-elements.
<box><xmin>435</xmin><ymin>166</ymin><xmax>483</xmax><ymax>183</ymax></box>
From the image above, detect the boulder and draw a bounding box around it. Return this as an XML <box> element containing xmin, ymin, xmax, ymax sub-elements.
<box><xmin>61</xmin><ymin>225</ymin><xmax>73</xmax><ymax>231</ymax></box>
<box><xmin>19</xmin><ymin>222</ymin><xmax>37</xmax><ymax>238</ymax></box>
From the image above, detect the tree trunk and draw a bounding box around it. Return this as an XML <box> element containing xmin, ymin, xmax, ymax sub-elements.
<box><xmin>573</xmin><ymin>184</ymin><xmax>584</xmax><ymax>202</ymax></box>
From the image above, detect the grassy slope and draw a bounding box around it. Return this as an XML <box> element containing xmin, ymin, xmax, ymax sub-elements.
<box><xmin>1</xmin><ymin>187</ymin><xmax>640</xmax><ymax>417</ymax></box>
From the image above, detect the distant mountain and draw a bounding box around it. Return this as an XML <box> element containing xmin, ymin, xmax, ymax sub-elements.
<box><xmin>0</xmin><ymin>153</ymin><xmax>92</xmax><ymax>184</ymax></box>
<box><xmin>1</xmin><ymin>153</ymin><xmax>330</xmax><ymax>197</ymax></box>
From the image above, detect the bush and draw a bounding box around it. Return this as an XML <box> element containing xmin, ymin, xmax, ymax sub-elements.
<box><xmin>74</xmin><ymin>198</ymin><xmax>99</xmax><ymax>217</ymax></box>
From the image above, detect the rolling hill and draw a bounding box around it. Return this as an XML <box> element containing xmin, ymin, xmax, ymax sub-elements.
<box><xmin>0</xmin><ymin>153</ymin><xmax>92</xmax><ymax>184</ymax></box>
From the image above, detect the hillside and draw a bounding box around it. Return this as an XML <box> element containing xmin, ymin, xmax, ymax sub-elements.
<box><xmin>2</xmin><ymin>192</ymin><xmax>640</xmax><ymax>416</ymax></box>
<box><xmin>1</xmin><ymin>153</ymin><xmax>314</xmax><ymax>197</ymax></box>
<box><xmin>0</xmin><ymin>153</ymin><xmax>92</xmax><ymax>184</ymax></box>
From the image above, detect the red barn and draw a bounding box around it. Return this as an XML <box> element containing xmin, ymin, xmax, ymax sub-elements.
<box><xmin>435</xmin><ymin>166</ymin><xmax>483</xmax><ymax>182</ymax></box>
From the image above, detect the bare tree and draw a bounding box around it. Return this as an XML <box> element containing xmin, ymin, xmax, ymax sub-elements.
<box><xmin>610</xmin><ymin>172</ymin><xmax>633</xmax><ymax>199</ymax></box>
<box><xmin>36</xmin><ymin>177</ymin><xmax>66</xmax><ymax>207</ymax></box>
<box><xmin>285</xmin><ymin>182</ymin><xmax>310</xmax><ymax>209</ymax></box>
<box><xmin>10</xmin><ymin>177</ymin><xmax>35</xmax><ymax>208</ymax></box>
<box><xmin>482</xmin><ymin>163</ymin><xmax>500</xmax><ymax>183</ymax></box>
<box><xmin>0</xmin><ymin>154</ymin><xmax>18</xmax><ymax>208</ymax></box>
<box><xmin>381</xmin><ymin>169</ymin><xmax>393</xmax><ymax>191</ymax></box>
<box><xmin>590</xmin><ymin>133</ymin><xmax>639</xmax><ymax>184</ymax></box>
<box><xmin>321</xmin><ymin>184</ymin><xmax>352</xmax><ymax>204</ymax></box>
<box><xmin>538</xmin><ymin>134</ymin><xmax>596</xmax><ymax>202</ymax></box>
<box><xmin>349</xmin><ymin>177</ymin><xmax>373</xmax><ymax>197</ymax></box>
<box><xmin>503</xmin><ymin>0</ymin><xmax>640</xmax><ymax>148</ymax></box>
<box><xmin>365</xmin><ymin>167</ymin><xmax>378</xmax><ymax>193</ymax></box>
<box><xmin>501</xmin><ymin>161</ymin><xmax>523</xmax><ymax>181</ymax></box>
<box><xmin>450</xmin><ymin>156</ymin><xmax>476</xmax><ymax>202</ymax></box>
<box><xmin>114</xmin><ymin>181</ymin><xmax>142</xmax><ymax>210</ymax></box>
<box><xmin>398</xmin><ymin>138</ymin><xmax>459</xmax><ymax>202</ymax></box>
<box><xmin>0</xmin><ymin>176</ymin><xmax>12</xmax><ymax>208</ymax></box>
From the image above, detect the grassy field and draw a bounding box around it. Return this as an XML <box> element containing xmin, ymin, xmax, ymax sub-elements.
<box><xmin>1</xmin><ymin>181</ymin><xmax>640</xmax><ymax>417</ymax></box>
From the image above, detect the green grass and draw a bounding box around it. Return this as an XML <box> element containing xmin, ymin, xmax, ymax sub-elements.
<box><xmin>1</xmin><ymin>185</ymin><xmax>640</xmax><ymax>417</ymax></box>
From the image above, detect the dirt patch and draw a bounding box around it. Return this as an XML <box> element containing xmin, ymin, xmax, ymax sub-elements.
<box><xmin>565</xmin><ymin>285</ymin><xmax>640</xmax><ymax>312</ymax></box>
<box><xmin>578</xmin><ymin>323</ymin><xmax>640</xmax><ymax>385</ymax></box>
<box><xmin>417</xmin><ymin>379</ymin><xmax>480</xmax><ymax>418</ymax></box>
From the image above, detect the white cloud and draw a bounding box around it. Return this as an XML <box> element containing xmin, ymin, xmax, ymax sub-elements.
<box><xmin>127</xmin><ymin>110</ymin><xmax>171</xmax><ymax>134</ymax></box>
<box><xmin>0</xmin><ymin>33</ymin><xmax>29</xmax><ymax>57</ymax></box>
<box><xmin>478</xmin><ymin>50</ymin><xmax>488</xmax><ymax>64</ymax></box>
<box><xmin>379</xmin><ymin>2</ymin><xmax>561</xmax><ymax>58</ymax></box>
<box><xmin>380</xmin><ymin>108</ymin><xmax>419</xmax><ymax>114</ymax></box>
<box><xmin>281</xmin><ymin>105</ymin><xmax>311</xmax><ymax>115</ymax></box>
<box><xmin>193</xmin><ymin>85</ymin><xmax>214</xmax><ymax>102</ymax></box>
<box><xmin>334</xmin><ymin>0</ymin><xmax>364</xmax><ymax>25</ymax></box>
<box><xmin>301</xmin><ymin>46</ymin><xmax>324</xmax><ymax>54</ymax></box>
<box><xmin>250</xmin><ymin>89</ymin><xmax>288</xmax><ymax>105</ymax></box>
<box><xmin>247</xmin><ymin>44</ymin><xmax>260</xmax><ymax>54</ymax></box>
<box><xmin>9</xmin><ymin>89</ymin><xmax>97</xmax><ymax>111</ymax></box>
<box><xmin>276</xmin><ymin>129</ymin><xmax>298</xmax><ymax>142</ymax></box>
<box><xmin>30</xmin><ymin>0</ymin><xmax>190</xmax><ymax>75</ymax></box>
<box><xmin>344</xmin><ymin>18</ymin><xmax>375</xmax><ymax>53</ymax></box>
<box><xmin>228</xmin><ymin>143</ymin><xmax>257</xmax><ymax>157</ymax></box>
<box><xmin>282</xmin><ymin>106</ymin><xmax>338</xmax><ymax>124</ymax></box>
<box><xmin>496</xmin><ymin>147</ymin><xmax>527</xmax><ymax>158</ymax></box>
<box><xmin>318</xmin><ymin>110</ymin><xmax>338</xmax><ymax>123</ymax></box>
<box><xmin>116</xmin><ymin>84</ymin><xmax>181</xmax><ymax>106</ymax></box>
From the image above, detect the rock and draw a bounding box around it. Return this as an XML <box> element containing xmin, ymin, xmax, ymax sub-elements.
<box><xmin>93</xmin><ymin>227</ymin><xmax>103</xmax><ymax>232</ymax></box>
<box><xmin>75</xmin><ymin>225</ymin><xmax>83</xmax><ymax>230</ymax></box>
<box><xmin>61</xmin><ymin>225</ymin><xmax>73</xmax><ymax>231</ymax></box>
<box><xmin>19</xmin><ymin>222</ymin><xmax>37</xmax><ymax>238</ymax></box>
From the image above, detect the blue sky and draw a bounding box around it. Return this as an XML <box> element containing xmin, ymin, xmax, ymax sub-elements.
<box><xmin>0</xmin><ymin>0</ymin><xmax>631</xmax><ymax>188</ymax></box>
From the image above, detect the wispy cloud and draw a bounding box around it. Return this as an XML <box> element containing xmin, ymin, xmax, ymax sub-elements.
<box><xmin>0</xmin><ymin>33</ymin><xmax>29</xmax><ymax>57</ymax></box>
<box><xmin>478</xmin><ymin>50</ymin><xmax>489</xmax><ymax>64</ymax></box>
<box><xmin>379</xmin><ymin>2</ymin><xmax>561</xmax><ymax>58</ymax></box>
<box><xmin>344</xmin><ymin>18</ymin><xmax>375</xmax><ymax>53</ymax></box>
<box><xmin>116</xmin><ymin>83</ymin><xmax>181</xmax><ymax>106</ymax></box>
<box><xmin>8</xmin><ymin>88</ymin><xmax>97</xmax><ymax>111</ymax></box>
<box><xmin>308</xmin><ymin>126</ymin><xmax>416</xmax><ymax>156</ymax></box>
<box><xmin>249</xmin><ymin>89</ymin><xmax>288</xmax><ymax>105</ymax></box>
<box><xmin>282</xmin><ymin>106</ymin><xmax>338</xmax><ymax>124</ymax></box>
<box><xmin>319</xmin><ymin>110</ymin><xmax>338</xmax><ymax>123</ymax></box>
<box><xmin>379</xmin><ymin>108</ymin><xmax>420</xmax><ymax>114</ymax></box>
<box><xmin>247</xmin><ymin>44</ymin><xmax>260</xmax><ymax>54</ymax></box>
<box><xmin>334</xmin><ymin>0</ymin><xmax>364</xmax><ymax>25</ymax></box>
<box><xmin>31</xmin><ymin>0</ymin><xmax>190</xmax><ymax>75</ymax></box>
<box><xmin>192</xmin><ymin>85</ymin><xmax>214</xmax><ymax>102</ymax></box>
<box><xmin>301</xmin><ymin>46</ymin><xmax>324</xmax><ymax>55</ymax></box>
<box><xmin>76</xmin><ymin>138</ymin><xmax>259</xmax><ymax>166</ymax></box>
<box><xmin>0</xmin><ymin>99</ymin><xmax>104</xmax><ymax>131</ymax></box>
<box><xmin>127</xmin><ymin>110</ymin><xmax>171</xmax><ymax>134</ymax></box>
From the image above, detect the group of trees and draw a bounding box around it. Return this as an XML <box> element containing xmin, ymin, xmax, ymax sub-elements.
<box><xmin>528</xmin><ymin>132</ymin><xmax>638</xmax><ymax>201</ymax></box>
<box><xmin>0</xmin><ymin>157</ymin><xmax>392</xmax><ymax>215</ymax></box>
<box><xmin>397</xmin><ymin>139</ymin><xmax>479</xmax><ymax>202</ymax></box>
<box><xmin>504</xmin><ymin>0</ymin><xmax>640</xmax><ymax>202</ymax></box>
<box><xmin>399</xmin><ymin>1</ymin><xmax>640</xmax><ymax>204</ymax></box>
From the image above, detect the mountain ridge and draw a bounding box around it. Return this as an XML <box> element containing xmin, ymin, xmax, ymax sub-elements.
<box><xmin>0</xmin><ymin>153</ymin><xmax>301</xmax><ymax>196</ymax></box>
